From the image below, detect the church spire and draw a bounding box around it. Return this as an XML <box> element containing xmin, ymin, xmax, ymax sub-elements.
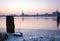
<box><xmin>22</xmin><ymin>10</ymin><xmax>24</xmax><ymax>16</ymax></box>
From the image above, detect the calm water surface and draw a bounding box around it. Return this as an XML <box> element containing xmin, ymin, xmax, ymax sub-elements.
<box><xmin>0</xmin><ymin>17</ymin><xmax>60</xmax><ymax>39</ymax></box>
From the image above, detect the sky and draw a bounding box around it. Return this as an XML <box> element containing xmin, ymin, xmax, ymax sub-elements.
<box><xmin>0</xmin><ymin>0</ymin><xmax>60</xmax><ymax>15</ymax></box>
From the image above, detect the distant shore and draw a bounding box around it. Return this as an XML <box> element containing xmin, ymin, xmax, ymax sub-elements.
<box><xmin>0</xmin><ymin>15</ymin><xmax>57</xmax><ymax>17</ymax></box>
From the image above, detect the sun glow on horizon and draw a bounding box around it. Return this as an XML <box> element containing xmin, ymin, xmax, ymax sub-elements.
<box><xmin>0</xmin><ymin>0</ymin><xmax>60</xmax><ymax>14</ymax></box>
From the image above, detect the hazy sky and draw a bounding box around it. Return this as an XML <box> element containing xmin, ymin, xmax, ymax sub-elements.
<box><xmin>0</xmin><ymin>0</ymin><xmax>60</xmax><ymax>14</ymax></box>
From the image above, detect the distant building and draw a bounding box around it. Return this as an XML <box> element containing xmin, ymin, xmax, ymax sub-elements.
<box><xmin>36</xmin><ymin>13</ymin><xmax>39</xmax><ymax>16</ymax></box>
<box><xmin>21</xmin><ymin>11</ymin><xmax>24</xmax><ymax>16</ymax></box>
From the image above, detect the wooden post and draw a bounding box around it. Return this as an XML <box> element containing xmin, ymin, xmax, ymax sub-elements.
<box><xmin>57</xmin><ymin>10</ymin><xmax>60</xmax><ymax>27</ymax></box>
<box><xmin>6</xmin><ymin>16</ymin><xmax>15</xmax><ymax>33</ymax></box>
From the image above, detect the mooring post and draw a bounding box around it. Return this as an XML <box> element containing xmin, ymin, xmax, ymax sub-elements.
<box><xmin>57</xmin><ymin>10</ymin><xmax>60</xmax><ymax>27</ymax></box>
<box><xmin>6</xmin><ymin>16</ymin><xmax>15</xmax><ymax>33</ymax></box>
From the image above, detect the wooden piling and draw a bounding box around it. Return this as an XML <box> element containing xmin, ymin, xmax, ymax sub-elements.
<box><xmin>6</xmin><ymin>16</ymin><xmax>15</xmax><ymax>33</ymax></box>
<box><xmin>57</xmin><ymin>10</ymin><xmax>60</xmax><ymax>27</ymax></box>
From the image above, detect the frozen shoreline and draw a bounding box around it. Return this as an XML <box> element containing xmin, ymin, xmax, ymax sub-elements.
<box><xmin>5</xmin><ymin>33</ymin><xmax>60</xmax><ymax>41</ymax></box>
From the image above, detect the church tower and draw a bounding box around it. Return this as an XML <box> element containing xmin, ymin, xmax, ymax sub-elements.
<box><xmin>21</xmin><ymin>10</ymin><xmax>24</xmax><ymax>16</ymax></box>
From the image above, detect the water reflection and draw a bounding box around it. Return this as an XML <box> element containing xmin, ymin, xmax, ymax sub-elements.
<box><xmin>14</xmin><ymin>17</ymin><xmax>57</xmax><ymax>31</ymax></box>
<box><xmin>0</xmin><ymin>17</ymin><xmax>59</xmax><ymax>32</ymax></box>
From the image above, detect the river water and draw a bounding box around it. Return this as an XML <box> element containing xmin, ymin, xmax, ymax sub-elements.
<box><xmin>0</xmin><ymin>17</ymin><xmax>60</xmax><ymax>41</ymax></box>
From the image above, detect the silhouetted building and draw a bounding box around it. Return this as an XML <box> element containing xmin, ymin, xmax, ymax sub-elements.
<box><xmin>36</xmin><ymin>13</ymin><xmax>39</xmax><ymax>16</ymax></box>
<box><xmin>21</xmin><ymin>11</ymin><xmax>24</xmax><ymax>16</ymax></box>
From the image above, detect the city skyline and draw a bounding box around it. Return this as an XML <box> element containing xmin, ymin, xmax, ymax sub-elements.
<box><xmin>0</xmin><ymin>0</ymin><xmax>60</xmax><ymax>14</ymax></box>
